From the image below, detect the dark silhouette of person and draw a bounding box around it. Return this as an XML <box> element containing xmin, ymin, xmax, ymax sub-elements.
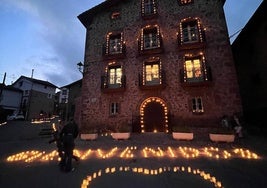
<box><xmin>60</xmin><ymin>119</ymin><xmax>79</xmax><ymax>172</ymax></box>
<box><xmin>48</xmin><ymin>130</ymin><xmax>65</xmax><ymax>168</ymax></box>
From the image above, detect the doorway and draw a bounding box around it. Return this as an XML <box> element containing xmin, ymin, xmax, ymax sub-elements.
<box><xmin>140</xmin><ymin>97</ymin><xmax>168</xmax><ymax>133</ymax></box>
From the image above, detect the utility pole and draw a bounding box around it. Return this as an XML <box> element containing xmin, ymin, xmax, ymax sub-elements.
<box><xmin>26</xmin><ymin>69</ymin><xmax>34</xmax><ymax>120</ymax></box>
<box><xmin>0</xmin><ymin>72</ymin><xmax>6</xmax><ymax>102</ymax></box>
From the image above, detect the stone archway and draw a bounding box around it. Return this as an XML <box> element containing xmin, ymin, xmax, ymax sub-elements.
<box><xmin>140</xmin><ymin>97</ymin><xmax>168</xmax><ymax>133</ymax></box>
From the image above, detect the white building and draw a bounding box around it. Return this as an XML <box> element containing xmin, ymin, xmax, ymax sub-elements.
<box><xmin>12</xmin><ymin>76</ymin><xmax>57</xmax><ymax>120</ymax></box>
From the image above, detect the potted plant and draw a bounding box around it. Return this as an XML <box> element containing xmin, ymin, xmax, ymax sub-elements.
<box><xmin>111</xmin><ymin>122</ymin><xmax>131</xmax><ymax>140</ymax></box>
<box><xmin>80</xmin><ymin>124</ymin><xmax>98</xmax><ymax>141</ymax></box>
<box><xmin>209</xmin><ymin>127</ymin><xmax>235</xmax><ymax>143</ymax></box>
<box><xmin>172</xmin><ymin>124</ymin><xmax>194</xmax><ymax>140</ymax></box>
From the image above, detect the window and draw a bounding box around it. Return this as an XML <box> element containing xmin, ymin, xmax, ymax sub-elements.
<box><xmin>109</xmin><ymin>34</ymin><xmax>122</xmax><ymax>54</ymax></box>
<box><xmin>62</xmin><ymin>89</ymin><xmax>67</xmax><ymax>95</ymax></box>
<box><xmin>182</xmin><ymin>20</ymin><xmax>198</xmax><ymax>43</ymax></box>
<box><xmin>140</xmin><ymin>58</ymin><xmax>165</xmax><ymax>88</ymax></box>
<box><xmin>111</xmin><ymin>11</ymin><xmax>120</xmax><ymax>20</ymax></box>
<box><xmin>141</xmin><ymin>26</ymin><xmax>160</xmax><ymax>50</ymax></box>
<box><xmin>145</xmin><ymin>63</ymin><xmax>159</xmax><ymax>84</ymax></box>
<box><xmin>101</xmin><ymin>64</ymin><xmax>126</xmax><ymax>92</ymax></box>
<box><xmin>19</xmin><ymin>81</ymin><xmax>23</xmax><ymax>87</ymax></box>
<box><xmin>142</xmin><ymin>0</ymin><xmax>157</xmax><ymax>16</ymax></box>
<box><xmin>181</xmin><ymin>54</ymin><xmax>212</xmax><ymax>84</ymax></box>
<box><xmin>105</xmin><ymin>32</ymin><xmax>123</xmax><ymax>55</ymax></box>
<box><xmin>185</xmin><ymin>58</ymin><xmax>203</xmax><ymax>81</ymax></box>
<box><xmin>179</xmin><ymin>18</ymin><xmax>205</xmax><ymax>45</ymax></box>
<box><xmin>108</xmin><ymin>66</ymin><xmax>122</xmax><ymax>86</ymax></box>
<box><xmin>24</xmin><ymin>90</ymin><xmax>29</xmax><ymax>96</ymax></box>
<box><xmin>47</xmin><ymin>93</ymin><xmax>52</xmax><ymax>99</ymax></box>
<box><xmin>179</xmin><ymin>0</ymin><xmax>193</xmax><ymax>5</ymax></box>
<box><xmin>192</xmin><ymin>97</ymin><xmax>204</xmax><ymax>113</ymax></box>
<box><xmin>110</xmin><ymin>102</ymin><xmax>119</xmax><ymax>115</ymax></box>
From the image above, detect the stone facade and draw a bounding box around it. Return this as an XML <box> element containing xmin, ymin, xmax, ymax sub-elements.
<box><xmin>78</xmin><ymin>0</ymin><xmax>241</xmax><ymax>132</ymax></box>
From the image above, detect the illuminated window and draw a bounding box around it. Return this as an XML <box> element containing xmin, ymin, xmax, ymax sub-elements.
<box><xmin>192</xmin><ymin>97</ymin><xmax>204</xmax><ymax>113</ymax></box>
<box><xmin>145</xmin><ymin>63</ymin><xmax>159</xmax><ymax>83</ymax></box>
<box><xmin>108</xmin><ymin>66</ymin><xmax>122</xmax><ymax>86</ymax></box>
<box><xmin>184</xmin><ymin>56</ymin><xmax>204</xmax><ymax>82</ymax></box>
<box><xmin>110</xmin><ymin>102</ymin><xmax>119</xmax><ymax>115</ymax></box>
<box><xmin>142</xmin><ymin>26</ymin><xmax>160</xmax><ymax>50</ymax></box>
<box><xmin>142</xmin><ymin>0</ymin><xmax>157</xmax><ymax>16</ymax></box>
<box><xmin>179</xmin><ymin>0</ymin><xmax>193</xmax><ymax>5</ymax></box>
<box><xmin>105</xmin><ymin>32</ymin><xmax>123</xmax><ymax>55</ymax></box>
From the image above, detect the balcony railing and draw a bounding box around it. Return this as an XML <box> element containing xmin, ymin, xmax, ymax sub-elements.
<box><xmin>101</xmin><ymin>75</ymin><xmax>126</xmax><ymax>93</ymax></box>
<box><xmin>139</xmin><ymin>70</ymin><xmax>166</xmax><ymax>90</ymax></box>
<box><xmin>180</xmin><ymin>66</ymin><xmax>212</xmax><ymax>86</ymax></box>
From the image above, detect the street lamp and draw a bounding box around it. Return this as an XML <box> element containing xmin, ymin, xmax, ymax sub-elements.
<box><xmin>77</xmin><ymin>62</ymin><xmax>84</xmax><ymax>74</ymax></box>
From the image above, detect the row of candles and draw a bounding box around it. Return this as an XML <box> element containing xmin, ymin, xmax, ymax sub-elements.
<box><xmin>6</xmin><ymin>146</ymin><xmax>259</xmax><ymax>163</ymax></box>
<box><xmin>81</xmin><ymin>166</ymin><xmax>223</xmax><ymax>188</ymax></box>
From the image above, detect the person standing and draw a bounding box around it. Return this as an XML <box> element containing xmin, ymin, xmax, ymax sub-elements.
<box><xmin>233</xmin><ymin>114</ymin><xmax>243</xmax><ymax>138</ymax></box>
<box><xmin>60</xmin><ymin>118</ymin><xmax>79</xmax><ymax>172</ymax></box>
<box><xmin>49</xmin><ymin>129</ymin><xmax>65</xmax><ymax>168</ymax></box>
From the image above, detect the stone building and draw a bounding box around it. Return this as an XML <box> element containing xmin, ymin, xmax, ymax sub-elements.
<box><xmin>232</xmin><ymin>1</ymin><xmax>267</xmax><ymax>128</ymax></box>
<box><xmin>78</xmin><ymin>0</ymin><xmax>241</xmax><ymax>132</ymax></box>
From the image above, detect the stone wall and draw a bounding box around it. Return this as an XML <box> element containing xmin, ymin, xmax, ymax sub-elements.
<box><xmin>80</xmin><ymin>0</ymin><xmax>242</xmax><ymax>130</ymax></box>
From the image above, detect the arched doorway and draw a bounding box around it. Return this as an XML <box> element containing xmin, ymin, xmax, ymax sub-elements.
<box><xmin>140</xmin><ymin>97</ymin><xmax>168</xmax><ymax>133</ymax></box>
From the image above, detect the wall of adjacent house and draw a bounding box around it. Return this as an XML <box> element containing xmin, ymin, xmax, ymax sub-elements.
<box><xmin>80</xmin><ymin>0</ymin><xmax>242</xmax><ymax>129</ymax></box>
<box><xmin>0</xmin><ymin>89</ymin><xmax>22</xmax><ymax>114</ymax></box>
<box><xmin>12</xmin><ymin>78</ymin><xmax>56</xmax><ymax>120</ymax></box>
<box><xmin>28</xmin><ymin>90</ymin><xmax>55</xmax><ymax>120</ymax></box>
<box><xmin>232</xmin><ymin>1</ymin><xmax>267</xmax><ymax>126</ymax></box>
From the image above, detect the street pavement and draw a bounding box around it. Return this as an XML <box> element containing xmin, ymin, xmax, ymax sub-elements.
<box><xmin>0</xmin><ymin>120</ymin><xmax>267</xmax><ymax>188</ymax></box>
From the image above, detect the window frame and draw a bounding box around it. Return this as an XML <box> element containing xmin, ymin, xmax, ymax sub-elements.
<box><xmin>141</xmin><ymin>0</ymin><xmax>157</xmax><ymax>17</ymax></box>
<box><xmin>184</xmin><ymin>56</ymin><xmax>204</xmax><ymax>82</ymax></box>
<box><xmin>104</xmin><ymin>32</ymin><xmax>125</xmax><ymax>57</ymax></box>
<box><xmin>107</xmin><ymin>33</ymin><xmax>123</xmax><ymax>55</ymax></box>
<box><xmin>192</xmin><ymin>97</ymin><xmax>204</xmax><ymax>113</ymax></box>
<box><xmin>108</xmin><ymin>66</ymin><xmax>122</xmax><ymax>87</ymax></box>
<box><xmin>179</xmin><ymin>17</ymin><xmax>205</xmax><ymax>46</ymax></box>
<box><xmin>110</xmin><ymin>102</ymin><xmax>119</xmax><ymax>115</ymax></box>
<box><xmin>143</xmin><ymin>60</ymin><xmax>161</xmax><ymax>85</ymax></box>
<box><xmin>141</xmin><ymin>25</ymin><xmax>161</xmax><ymax>51</ymax></box>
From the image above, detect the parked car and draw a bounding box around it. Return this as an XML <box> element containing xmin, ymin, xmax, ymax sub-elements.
<box><xmin>7</xmin><ymin>114</ymin><xmax>25</xmax><ymax>120</ymax></box>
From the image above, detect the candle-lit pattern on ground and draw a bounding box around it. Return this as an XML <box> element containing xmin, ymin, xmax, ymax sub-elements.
<box><xmin>81</xmin><ymin>166</ymin><xmax>223</xmax><ymax>188</ymax></box>
<box><xmin>6</xmin><ymin>146</ymin><xmax>259</xmax><ymax>163</ymax></box>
